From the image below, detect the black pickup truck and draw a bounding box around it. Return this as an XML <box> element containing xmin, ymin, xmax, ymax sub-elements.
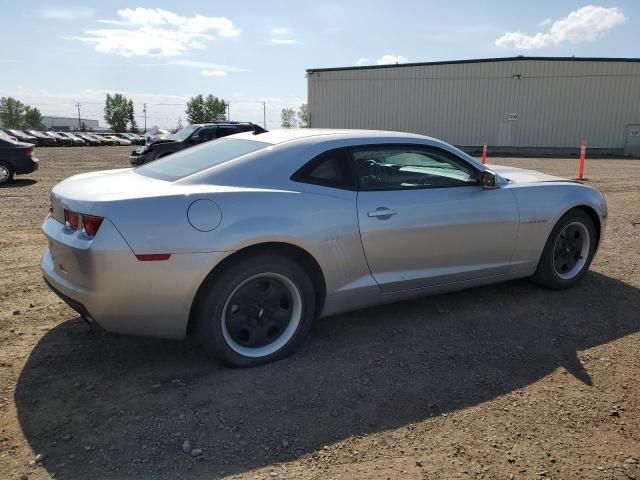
<box><xmin>129</xmin><ymin>122</ymin><xmax>266</xmax><ymax>166</ymax></box>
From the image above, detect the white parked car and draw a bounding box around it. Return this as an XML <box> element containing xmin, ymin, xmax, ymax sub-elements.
<box><xmin>104</xmin><ymin>135</ymin><xmax>132</xmax><ymax>146</ymax></box>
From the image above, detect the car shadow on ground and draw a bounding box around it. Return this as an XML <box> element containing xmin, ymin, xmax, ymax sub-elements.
<box><xmin>15</xmin><ymin>272</ymin><xmax>640</xmax><ymax>479</ymax></box>
<box><xmin>1</xmin><ymin>178</ymin><xmax>37</xmax><ymax>188</ymax></box>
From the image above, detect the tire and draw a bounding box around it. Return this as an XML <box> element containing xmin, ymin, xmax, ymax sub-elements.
<box><xmin>194</xmin><ymin>254</ymin><xmax>316</xmax><ymax>367</ymax></box>
<box><xmin>0</xmin><ymin>162</ymin><xmax>14</xmax><ymax>185</ymax></box>
<box><xmin>531</xmin><ymin>209</ymin><xmax>597</xmax><ymax>289</ymax></box>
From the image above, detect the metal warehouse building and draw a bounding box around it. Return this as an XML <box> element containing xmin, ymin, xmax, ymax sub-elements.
<box><xmin>307</xmin><ymin>57</ymin><xmax>640</xmax><ymax>156</ymax></box>
<box><xmin>42</xmin><ymin>116</ymin><xmax>99</xmax><ymax>131</ymax></box>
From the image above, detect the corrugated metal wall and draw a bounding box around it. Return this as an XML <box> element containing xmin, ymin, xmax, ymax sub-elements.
<box><xmin>307</xmin><ymin>59</ymin><xmax>640</xmax><ymax>149</ymax></box>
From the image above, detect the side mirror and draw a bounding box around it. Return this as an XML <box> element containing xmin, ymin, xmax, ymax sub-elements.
<box><xmin>481</xmin><ymin>170</ymin><xmax>499</xmax><ymax>189</ymax></box>
<box><xmin>190</xmin><ymin>134</ymin><xmax>200</xmax><ymax>143</ymax></box>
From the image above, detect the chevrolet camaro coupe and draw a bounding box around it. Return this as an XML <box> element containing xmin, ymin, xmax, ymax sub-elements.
<box><xmin>41</xmin><ymin>129</ymin><xmax>607</xmax><ymax>366</ymax></box>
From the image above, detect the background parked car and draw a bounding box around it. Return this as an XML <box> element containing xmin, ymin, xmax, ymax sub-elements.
<box><xmin>115</xmin><ymin>133</ymin><xmax>144</xmax><ymax>145</ymax></box>
<box><xmin>130</xmin><ymin>122</ymin><xmax>265</xmax><ymax>165</ymax></box>
<box><xmin>77</xmin><ymin>134</ymin><xmax>101</xmax><ymax>146</ymax></box>
<box><xmin>0</xmin><ymin>130</ymin><xmax>39</xmax><ymax>184</ymax></box>
<box><xmin>26</xmin><ymin>130</ymin><xmax>57</xmax><ymax>147</ymax></box>
<box><xmin>92</xmin><ymin>134</ymin><xmax>116</xmax><ymax>146</ymax></box>
<box><xmin>58</xmin><ymin>132</ymin><xmax>86</xmax><ymax>146</ymax></box>
<box><xmin>128</xmin><ymin>133</ymin><xmax>146</xmax><ymax>145</ymax></box>
<box><xmin>1</xmin><ymin>128</ymin><xmax>37</xmax><ymax>145</ymax></box>
<box><xmin>45</xmin><ymin>131</ymin><xmax>73</xmax><ymax>146</ymax></box>
<box><xmin>103</xmin><ymin>135</ymin><xmax>132</xmax><ymax>146</ymax></box>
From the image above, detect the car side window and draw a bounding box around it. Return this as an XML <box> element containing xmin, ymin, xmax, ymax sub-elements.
<box><xmin>353</xmin><ymin>146</ymin><xmax>479</xmax><ymax>191</ymax></box>
<box><xmin>200</xmin><ymin>128</ymin><xmax>217</xmax><ymax>142</ymax></box>
<box><xmin>217</xmin><ymin>127</ymin><xmax>239</xmax><ymax>138</ymax></box>
<box><xmin>292</xmin><ymin>149</ymin><xmax>356</xmax><ymax>190</ymax></box>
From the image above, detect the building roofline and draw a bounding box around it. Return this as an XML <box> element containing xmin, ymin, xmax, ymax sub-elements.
<box><xmin>306</xmin><ymin>56</ymin><xmax>640</xmax><ymax>73</ymax></box>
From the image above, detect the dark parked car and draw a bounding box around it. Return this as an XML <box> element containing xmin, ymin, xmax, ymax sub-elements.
<box><xmin>58</xmin><ymin>132</ymin><xmax>86</xmax><ymax>146</ymax></box>
<box><xmin>45</xmin><ymin>131</ymin><xmax>73</xmax><ymax>146</ymax></box>
<box><xmin>0</xmin><ymin>131</ymin><xmax>39</xmax><ymax>184</ymax></box>
<box><xmin>116</xmin><ymin>133</ymin><xmax>145</xmax><ymax>145</ymax></box>
<box><xmin>130</xmin><ymin>122</ymin><xmax>266</xmax><ymax>166</ymax></box>
<box><xmin>26</xmin><ymin>130</ymin><xmax>57</xmax><ymax>147</ymax></box>
<box><xmin>77</xmin><ymin>133</ymin><xmax>101</xmax><ymax>146</ymax></box>
<box><xmin>2</xmin><ymin>128</ymin><xmax>37</xmax><ymax>145</ymax></box>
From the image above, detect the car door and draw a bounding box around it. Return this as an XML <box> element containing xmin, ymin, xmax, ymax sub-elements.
<box><xmin>353</xmin><ymin>144</ymin><xmax>519</xmax><ymax>293</ymax></box>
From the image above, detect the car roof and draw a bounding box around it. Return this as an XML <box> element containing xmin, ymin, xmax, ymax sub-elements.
<box><xmin>193</xmin><ymin>122</ymin><xmax>256</xmax><ymax>127</ymax></box>
<box><xmin>232</xmin><ymin>128</ymin><xmax>436</xmax><ymax>146</ymax></box>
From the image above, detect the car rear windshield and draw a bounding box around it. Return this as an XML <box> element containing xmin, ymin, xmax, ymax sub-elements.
<box><xmin>135</xmin><ymin>138</ymin><xmax>269</xmax><ymax>181</ymax></box>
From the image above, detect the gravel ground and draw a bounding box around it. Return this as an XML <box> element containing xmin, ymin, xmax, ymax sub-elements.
<box><xmin>0</xmin><ymin>146</ymin><xmax>639</xmax><ymax>480</ymax></box>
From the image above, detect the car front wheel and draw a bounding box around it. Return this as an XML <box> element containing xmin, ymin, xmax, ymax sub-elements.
<box><xmin>531</xmin><ymin>209</ymin><xmax>597</xmax><ymax>289</ymax></box>
<box><xmin>194</xmin><ymin>254</ymin><xmax>316</xmax><ymax>367</ymax></box>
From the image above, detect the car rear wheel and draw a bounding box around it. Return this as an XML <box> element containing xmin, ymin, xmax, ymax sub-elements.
<box><xmin>194</xmin><ymin>254</ymin><xmax>316</xmax><ymax>367</ymax></box>
<box><xmin>0</xmin><ymin>162</ymin><xmax>14</xmax><ymax>185</ymax></box>
<box><xmin>531</xmin><ymin>209</ymin><xmax>596</xmax><ymax>289</ymax></box>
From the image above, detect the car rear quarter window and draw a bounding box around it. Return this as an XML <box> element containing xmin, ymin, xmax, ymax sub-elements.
<box><xmin>135</xmin><ymin>138</ymin><xmax>269</xmax><ymax>181</ymax></box>
<box><xmin>291</xmin><ymin>148</ymin><xmax>357</xmax><ymax>190</ymax></box>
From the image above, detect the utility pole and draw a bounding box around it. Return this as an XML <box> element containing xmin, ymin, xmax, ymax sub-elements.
<box><xmin>227</xmin><ymin>102</ymin><xmax>230</xmax><ymax>121</ymax></box>
<box><xmin>75</xmin><ymin>102</ymin><xmax>81</xmax><ymax>131</ymax></box>
<box><xmin>263</xmin><ymin>102</ymin><xmax>266</xmax><ymax>129</ymax></box>
<box><xmin>143</xmin><ymin>103</ymin><xmax>147</xmax><ymax>132</ymax></box>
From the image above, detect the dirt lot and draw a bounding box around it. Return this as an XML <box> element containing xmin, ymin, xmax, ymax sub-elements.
<box><xmin>0</xmin><ymin>146</ymin><xmax>639</xmax><ymax>480</ymax></box>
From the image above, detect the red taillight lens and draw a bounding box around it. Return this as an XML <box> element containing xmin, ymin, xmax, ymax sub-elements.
<box><xmin>82</xmin><ymin>215</ymin><xmax>104</xmax><ymax>237</ymax></box>
<box><xmin>63</xmin><ymin>210</ymin><xmax>103</xmax><ymax>238</ymax></box>
<box><xmin>64</xmin><ymin>210</ymin><xmax>79</xmax><ymax>230</ymax></box>
<box><xmin>25</xmin><ymin>146</ymin><xmax>34</xmax><ymax>157</ymax></box>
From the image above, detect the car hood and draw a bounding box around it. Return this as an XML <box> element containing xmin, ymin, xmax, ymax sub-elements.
<box><xmin>488</xmin><ymin>164</ymin><xmax>571</xmax><ymax>184</ymax></box>
<box><xmin>148</xmin><ymin>136</ymin><xmax>178</xmax><ymax>146</ymax></box>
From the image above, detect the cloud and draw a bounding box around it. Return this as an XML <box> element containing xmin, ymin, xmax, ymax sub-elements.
<box><xmin>356</xmin><ymin>58</ymin><xmax>370</xmax><ymax>66</ymax></box>
<box><xmin>271</xmin><ymin>27</ymin><xmax>290</xmax><ymax>35</ymax></box>
<box><xmin>200</xmin><ymin>70</ymin><xmax>228</xmax><ymax>77</ymax></box>
<box><xmin>72</xmin><ymin>8</ymin><xmax>240</xmax><ymax>57</ymax></box>
<box><xmin>538</xmin><ymin>18</ymin><xmax>552</xmax><ymax>27</ymax></box>
<box><xmin>41</xmin><ymin>7</ymin><xmax>94</xmax><ymax>20</ymax></box>
<box><xmin>376</xmin><ymin>54</ymin><xmax>408</xmax><ymax>65</ymax></box>
<box><xmin>164</xmin><ymin>59</ymin><xmax>247</xmax><ymax>72</ymax></box>
<box><xmin>496</xmin><ymin>5</ymin><xmax>626</xmax><ymax>49</ymax></box>
<box><xmin>268</xmin><ymin>38</ymin><xmax>301</xmax><ymax>45</ymax></box>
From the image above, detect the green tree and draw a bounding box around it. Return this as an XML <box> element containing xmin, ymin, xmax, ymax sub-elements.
<box><xmin>176</xmin><ymin>117</ymin><xmax>184</xmax><ymax>131</ymax></box>
<box><xmin>127</xmin><ymin>99</ymin><xmax>138</xmax><ymax>132</ymax></box>
<box><xmin>297</xmin><ymin>103</ymin><xmax>309</xmax><ymax>128</ymax></box>
<box><xmin>0</xmin><ymin>97</ymin><xmax>27</xmax><ymax>128</ymax></box>
<box><xmin>104</xmin><ymin>93</ymin><xmax>136</xmax><ymax>132</ymax></box>
<box><xmin>81</xmin><ymin>121</ymin><xmax>87</xmax><ymax>132</ymax></box>
<box><xmin>185</xmin><ymin>94</ymin><xmax>227</xmax><ymax>123</ymax></box>
<box><xmin>280</xmin><ymin>107</ymin><xmax>297</xmax><ymax>128</ymax></box>
<box><xmin>23</xmin><ymin>106</ymin><xmax>44</xmax><ymax>130</ymax></box>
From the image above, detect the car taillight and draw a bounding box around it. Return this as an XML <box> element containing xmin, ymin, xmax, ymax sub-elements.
<box><xmin>25</xmin><ymin>146</ymin><xmax>34</xmax><ymax>157</ymax></box>
<box><xmin>63</xmin><ymin>210</ymin><xmax>104</xmax><ymax>238</ymax></box>
<box><xmin>82</xmin><ymin>215</ymin><xmax>104</xmax><ymax>237</ymax></box>
<box><xmin>64</xmin><ymin>210</ymin><xmax>80</xmax><ymax>230</ymax></box>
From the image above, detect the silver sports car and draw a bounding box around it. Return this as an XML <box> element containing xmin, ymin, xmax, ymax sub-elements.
<box><xmin>41</xmin><ymin>129</ymin><xmax>607</xmax><ymax>366</ymax></box>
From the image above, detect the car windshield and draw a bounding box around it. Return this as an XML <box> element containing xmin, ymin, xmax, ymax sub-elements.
<box><xmin>136</xmin><ymin>138</ymin><xmax>269</xmax><ymax>181</ymax></box>
<box><xmin>172</xmin><ymin>125</ymin><xmax>199</xmax><ymax>141</ymax></box>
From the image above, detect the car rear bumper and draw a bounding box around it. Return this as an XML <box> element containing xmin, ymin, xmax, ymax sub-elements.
<box><xmin>40</xmin><ymin>215</ymin><xmax>228</xmax><ymax>339</ymax></box>
<box><xmin>15</xmin><ymin>157</ymin><xmax>39</xmax><ymax>175</ymax></box>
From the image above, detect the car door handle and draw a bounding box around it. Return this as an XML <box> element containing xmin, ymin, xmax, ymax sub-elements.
<box><xmin>368</xmin><ymin>208</ymin><xmax>397</xmax><ymax>218</ymax></box>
